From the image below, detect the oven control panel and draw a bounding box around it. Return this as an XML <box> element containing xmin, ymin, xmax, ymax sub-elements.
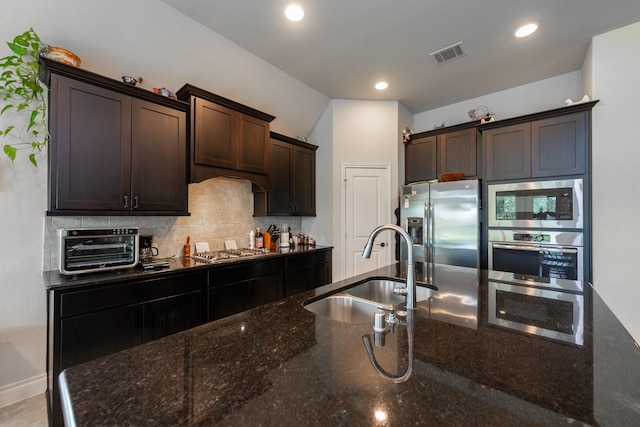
<box><xmin>513</xmin><ymin>233</ymin><xmax>551</xmax><ymax>243</ymax></box>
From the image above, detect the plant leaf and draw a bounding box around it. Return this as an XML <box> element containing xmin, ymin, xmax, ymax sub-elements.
<box><xmin>4</xmin><ymin>144</ymin><xmax>17</xmax><ymax>162</ymax></box>
<box><xmin>0</xmin><ymin>28</ymin><xmax>47</xmax><ymax>167</ymax></box>
<box><xmin>7</xmin><ymin>42</ymin><xmax>27</xmax><ymax>56</ymax></box>
<box><xmin>27</xmin><ymin>109</ymin><xmax>39</xmax><ymax>131</ymax></box>
<box><xmin>14</xmin><ymin>35</ymin><xmax>29</xmax><ymax>47</ymax></box>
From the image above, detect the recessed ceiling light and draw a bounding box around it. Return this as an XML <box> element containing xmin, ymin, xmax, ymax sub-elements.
<box><xmin>515</xmin><ymin>23</ymin><xmax>538</xmax><ymax>38</ymax></box>
<box><xmin>285</xmin><ymin>4</ymin><xmax>304</xmax><ymax>21</ymax></box>
<box><xmin>375</xmin><ymin>81</ymin><xmax>389</xmax><ymax>90</ymax></box>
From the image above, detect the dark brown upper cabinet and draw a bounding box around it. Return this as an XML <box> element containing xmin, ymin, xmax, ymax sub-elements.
<box><xmin>42</xmin><ymin>58</ymin><xmax>189</xmax><ymax>215</ymax></box>
<box><xmin>484</xmin><ymin>111</ymin><xmax>588</xmax><ymax>181</ymax></box>
<box><xmin>176</xmin><ymin>84</ymin><xmax>275</xmax><ymax>190</ymax></box>
<box><xmin>404</xmin><ymin>125</ymin><xmax>478</xmax><ymax>184</ymax></box>
<box><xmin>254</xmin><ymin>132</ymin><xmax>317</xmax><ymax>216</ymax></box>
<box><xmin>405</xmin><ymin>134</ymin><xmax>436</xmax><ymax>183</ymax></box>
<box><xmin>484</xmin><ymin>122</ymin><xmax>532</xmax><ymax>181</ymax></box>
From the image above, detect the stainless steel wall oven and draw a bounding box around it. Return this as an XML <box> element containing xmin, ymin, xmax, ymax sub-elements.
<box><xmin>488</xmin><ymin>229</ymin><xmax>584</xmax><ymax>293</ymax></box>
<box><xmin>488</xmin><ymin>281</ymin><xmax>584</xmax><ymax>345</ymax></box>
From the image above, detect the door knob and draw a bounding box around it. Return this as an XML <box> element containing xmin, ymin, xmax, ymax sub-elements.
<box><xmin>378</xmin><ymin>242</ymin><xmax>386</xmax><ymax>247</ymax></box>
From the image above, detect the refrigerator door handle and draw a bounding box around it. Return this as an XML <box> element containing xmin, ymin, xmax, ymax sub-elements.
<box><xmin>426</xmin><ymin>200</ymin><xmax>434</xmax><ymax>263</ymax></box>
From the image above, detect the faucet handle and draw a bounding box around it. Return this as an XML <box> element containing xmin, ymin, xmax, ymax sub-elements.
<box><xmin>374</xmin><ymin>311</ymin><xmax>387</xmax><ymax>332</ymax></box>
<box><xmin>393</xmin><ymin>285</ymin><xmax>408</xmax><ymax>296</ymax></box>
<box><xmin>376</xmin><ymin>305</ymin><xmax>396</xmax><ymax>323</ymax></box>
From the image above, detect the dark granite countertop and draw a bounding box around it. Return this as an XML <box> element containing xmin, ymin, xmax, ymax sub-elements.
<box><xmin>58</xmin><ymin>263</ymin><xmax>640</xmax><ymax>426</ymax></box>
<box><xmin>44</xmin><ymin>245</ymin><xmax>332</xmax><ymax>290</ymax></box>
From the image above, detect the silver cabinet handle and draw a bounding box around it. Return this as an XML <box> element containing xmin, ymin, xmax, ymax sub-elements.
<box><xmin>492</xmin><ymin>243</ymin><xmax>578</xmax><ymax>254</ymax></box>
<box><xmin>123</xmin><ymin>195</ymin><xmax>129</xmax><ymax>209</ymax></box>
<box><xmin>133</xmin><ymin>196</ymin><xmax>139</xmax><ymax>209</ymax></box>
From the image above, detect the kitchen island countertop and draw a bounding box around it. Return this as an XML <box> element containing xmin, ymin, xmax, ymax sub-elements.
<box><xmin>58</xmin><ymin>263</ymin><xmax>640</xmax><ymax>426</ymax></box>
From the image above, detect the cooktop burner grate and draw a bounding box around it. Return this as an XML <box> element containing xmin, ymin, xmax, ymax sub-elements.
<box><xmin>191</xmin><ymin>248</ymin><xmax>270</xmax><ymax>263</ymax></box>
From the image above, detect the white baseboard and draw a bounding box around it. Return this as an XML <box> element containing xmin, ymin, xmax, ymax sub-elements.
<box><xmin>0</xmin><ymin>374</ymin><xmax>47</xmax><ymax>408</ymax></box>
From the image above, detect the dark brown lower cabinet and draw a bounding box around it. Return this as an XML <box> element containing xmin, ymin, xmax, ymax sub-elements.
<box><xmin>143</xmin><ymin>291</ymin><xmax>204</xmax><ymax>342</ymax></box>
<box><xmin>48</xmin><ymin>272</ymin><xmax>205</xmax><ymax>427</ymax></box>
<box><xmin>208</xmin><ymin>259</ymin><xmax>283</xmax><ymax>321</ymax></box>
<box><xmin>60</xmin><ymin>305</ymin><xmax>144</xmax><ymax>368</ymax></box>
<box><xmin>285</xmin><ymin>249</ymin><xmax>332</xmax><ymax>297</ymax></box>
<box><xmin>46</xmin><ymin>249</ymin><xmax>332</xmax><ymax>426</ymax></box>
<box><xmin>209</xmin><ymin>274</ymin><xmax>282</xmax><ymax>321</ymax></box>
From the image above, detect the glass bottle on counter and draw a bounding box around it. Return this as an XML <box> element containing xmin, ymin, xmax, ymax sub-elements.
<box><xmin>255</xmin><ymin>227</ymin><xmax>263</xmax><ymax>249</ymax></box>
<box><xmin>288</xmin><ymin>227</ymin><xmax>295</xmax><ymax>249</ymax></box>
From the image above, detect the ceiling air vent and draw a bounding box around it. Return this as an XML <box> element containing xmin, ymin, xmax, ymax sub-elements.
<box><xmin>430</xmin><ymin>42</ymin><xmax>466</xmax><ymax>65</ymax></box>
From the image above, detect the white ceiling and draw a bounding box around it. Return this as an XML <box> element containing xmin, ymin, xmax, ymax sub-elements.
<box><xmin>160</xmin><ymin>0</ymin><xmax>640</xmax><ymax>113</ymax></box>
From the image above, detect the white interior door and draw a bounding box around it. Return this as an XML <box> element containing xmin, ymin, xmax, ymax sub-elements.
<box><xmin>344</xmin><ymin>165</ymin><xmax>392</xmax><ymax>279</ymax></box>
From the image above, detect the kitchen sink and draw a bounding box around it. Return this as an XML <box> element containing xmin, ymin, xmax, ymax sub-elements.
<box><xmin>304</xmin><ymin>294</ymin><xmax>383</xmax><ymax>324</ymax></box>
<box><xmin>346</xmin><ymin>279</ymin><xmax>434</xmax><ymax>305</ymax></box>
<box><xmin>303</xmin><ymin>278</ymin><xmax>437</xmax><ymax>324</ymax></box>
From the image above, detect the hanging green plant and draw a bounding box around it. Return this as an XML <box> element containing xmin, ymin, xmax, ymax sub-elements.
<box><xmin>0</xmin><ymin>28</ymin><xmax>48</xmax><ymax>167</ymax></box>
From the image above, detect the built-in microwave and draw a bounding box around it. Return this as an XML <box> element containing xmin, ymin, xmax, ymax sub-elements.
<box><xmin>488</xmin><ymin>178</ymin><xmax>583</xmax><ymax>229</ymax></box>
<box><xmin>488</xmin><ymin>281</ymin><xmax>584</xmax><ymax>345</ymax></box>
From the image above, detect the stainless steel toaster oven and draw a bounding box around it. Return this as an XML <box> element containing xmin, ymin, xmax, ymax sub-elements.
<box><xmin>58</xmin><ymin>228</ymin><xmax>139</xmax><ymax>275</ymax></box>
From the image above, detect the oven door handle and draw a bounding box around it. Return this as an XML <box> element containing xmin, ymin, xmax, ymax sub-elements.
<box><xmin>492</xmin><ymin>243</ymin><xmax>578</xmax><ymax>255</ymax></box>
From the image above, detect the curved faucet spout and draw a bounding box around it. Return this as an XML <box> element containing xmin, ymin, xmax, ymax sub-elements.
<box><xmin>362</xmin><ymin>224</ymin><xmax>416</xmax><ymax>310</ymax></box>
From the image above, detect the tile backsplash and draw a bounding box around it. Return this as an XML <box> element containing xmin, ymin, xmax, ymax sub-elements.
<box><xmin>43</xmin><ymin>177</ymin><xmax>302</xmax><ymax>271</ymax></box>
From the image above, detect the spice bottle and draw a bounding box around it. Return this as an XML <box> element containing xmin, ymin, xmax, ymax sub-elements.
<box><xmin>255</xmin><ymin>227</ymin><xmax>263</xmax><ymax>249</ymax></box>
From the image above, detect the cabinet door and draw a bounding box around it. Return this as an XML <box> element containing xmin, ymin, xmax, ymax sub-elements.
<box><xmin>209</xmin><ymin>280</ymin><xmax>249</xmax><ymax>321</ymax></box>
<box><xmin>405</xmin><ymin>135</ymin><xmax>437</xmax><ymax>183</ymax></box>
<box><xmin>131</xmin><ymin>98</ymin><xmax>188</xmax><ymax>212</ymax></box>
<box><xmin>246</xmin><ymin>272</ymin><xmax>282</xmax><ymax>310</ymax></box>
<box><xmin>484</xmin><ymin>123</ymin><xmax>531</xmax><ymax>181</ymax></box>
<box><xmin>315</xmin><ymin>262</ymin><xmax>332</xmax><ymax>287</ymax></box>
<box><xmin>531</xmin><ymin>112</ymin><xmax>586</xmax><ymax>178</ymax></box>
<box><xmin>50</xmin><ymin>74</ymin><xmax>131</xmax><ymax>211</ymax></box>
<box><xmin>285</xmin><ymin>266</ymin><xmax>312</xmax><ymax>297</ymax></box>
<box><xmin>285</xmin><ymin>251</ymin><xmax>333</xmax><ymax>297</ymax></box>
<box><xmin>439</xmin><ymin>128</ymin><xmax>478</xmax><ymax>178</ymax></box>
<box><xmin>143</xmin><ymin>291</ymin><xmax>203</xmax><ymax>343</ymax></box>
<box><xmin>269</xmin><ymin>140</ymin><xmax>294</xmax><ymax>213</ymax></box>
<box><xmin>293</xmin><ymin>146</ymin><xmax>316</xmax><ymax>215</ymax></box>
<box><xmin>194</xmin><ymin>97</ymin><xmax>238</xmax><ymax>169</ymax></box>
<box><xmin>238</xmin><ymin>114</ymin><xmax>269</xmax><ymax>174</ymax></box>
<box><xmin>60</xmin><ymin>304</ymin><xmax>143</xmax><ymax>367</ymax></box>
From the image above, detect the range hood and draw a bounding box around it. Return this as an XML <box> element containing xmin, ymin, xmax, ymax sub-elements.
<box><xmin>176</xmin><ymin>84</ymin><xmax>275</xmax><ymax>192</ymax></box>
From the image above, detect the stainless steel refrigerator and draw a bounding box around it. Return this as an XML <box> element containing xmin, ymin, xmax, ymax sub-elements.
<box><xmin>400</xmin><ymin>180</ymin><xmax>480</xmax><ymax>268</ymax></box>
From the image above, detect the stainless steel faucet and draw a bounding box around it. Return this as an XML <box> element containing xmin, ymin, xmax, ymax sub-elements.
<box><xmin>362</xmin><ymin>224</ymin><xmax>417</xmax><ymax>310</ymax></box>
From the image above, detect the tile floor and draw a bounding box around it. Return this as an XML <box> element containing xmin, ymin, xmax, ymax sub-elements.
<box><xmin>0</xmin><ymin>394</ymin><xmax>48</xmax><ymax>426</ymax></box>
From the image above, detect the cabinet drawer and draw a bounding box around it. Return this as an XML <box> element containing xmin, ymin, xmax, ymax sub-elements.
<box><xmin>286</xmin><ymin>250</ymin><xmax>332</xmax><ymax>270</ymax></box>
<box><xmin>208</xmin><ymin>259</ymin><xmax>283</xmax><ymax>287</ymax></box>
<box><xmin>60</xmin><ymin>272</ymin><xmax>203</xmax><ymax>318</ymax></box>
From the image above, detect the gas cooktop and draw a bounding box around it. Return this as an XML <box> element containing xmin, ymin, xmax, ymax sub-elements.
<box><xmin>191</xmin><ymin>248</ymin><xmax>270</xmax><ymax>264</ymax></box>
